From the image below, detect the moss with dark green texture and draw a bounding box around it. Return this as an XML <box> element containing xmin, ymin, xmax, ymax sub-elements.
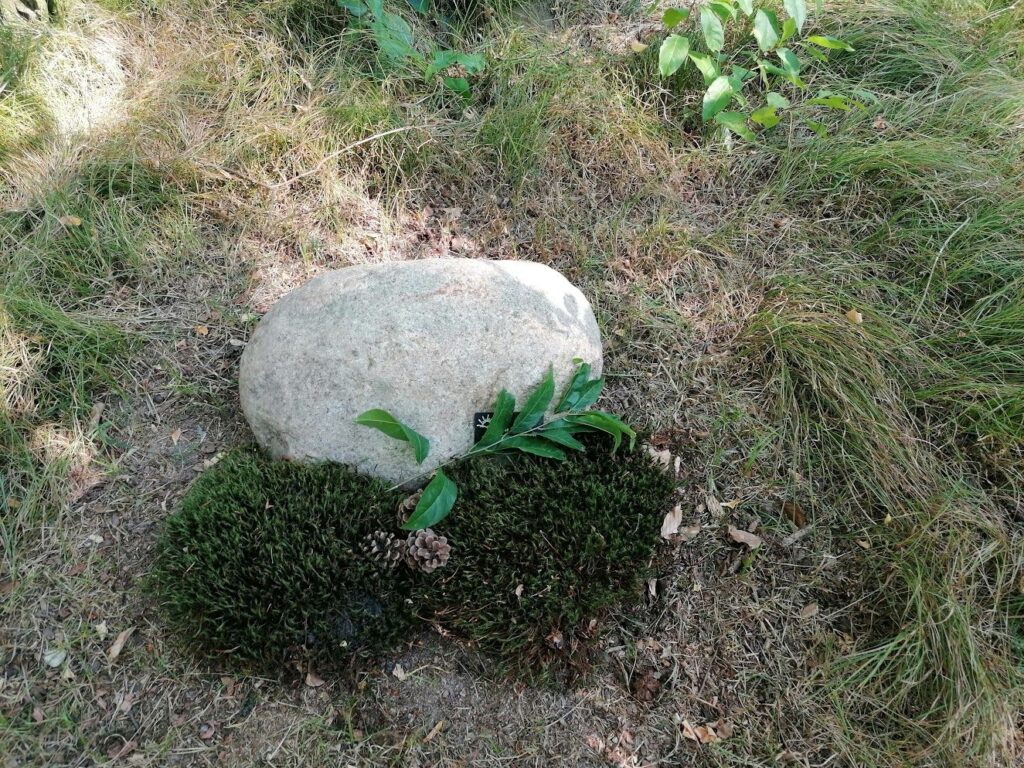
<box><xmin>425</xmin><ymin>437</ymin><xmax>676</xmax><ymax>680</ymax></box>
<box><xmin>152</xmin><ymin>448</ymin><xmax>417</xmax><ymax>668</ymax></box>
<box><xmin>153</xmin><ymin>438</ymin><xmax>675</xmax><ymax>679</ymax></box>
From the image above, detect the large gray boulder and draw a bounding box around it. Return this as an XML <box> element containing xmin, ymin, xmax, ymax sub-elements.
<box><xmin>239</xmin><ymin>258</ymin><xmax>603</xmax><ymax>485</ymax></box>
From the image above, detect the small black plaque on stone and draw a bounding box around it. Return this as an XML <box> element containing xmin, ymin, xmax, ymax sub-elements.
<box><xmin>473</xmin><ymin>412</ymin><xmax>493</xmax><ymax>442</ymax></box>
<box><xmin>473</xmin><ymin>411</ymin><xmax>522</xmax><ymax>441</ymax></box>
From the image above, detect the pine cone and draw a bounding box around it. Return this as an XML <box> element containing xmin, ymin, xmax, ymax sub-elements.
<box><xmin>361</xmin><ymin>530</ymin><xmax>405</xmax><ymax>568</ymax></box>
<box><xmin>404</xmin><ymin>528</ymin><xmax>451</xmax><ymax>573</ymax></box>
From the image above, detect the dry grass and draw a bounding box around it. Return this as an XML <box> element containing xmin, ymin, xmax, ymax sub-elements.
<box><xmin>2</xmin><ymin>0</ymin><xmax>1022</xmax><ymax>765</ymax></box>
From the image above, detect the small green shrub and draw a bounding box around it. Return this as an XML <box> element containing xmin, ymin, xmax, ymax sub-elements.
<box><xmin>418</xmin><ymin>435</ymin><xmax>676</xmax><ymax>681</ymax></box>
<box><xmin>152</xmin><ymin>449</ymin><xmax>418</xmax><ymax>668</ymax></box>
<box><xmin>152</xmin><ymin>438</ymin><xmax>675</xmax><ymax>679</ymax></box>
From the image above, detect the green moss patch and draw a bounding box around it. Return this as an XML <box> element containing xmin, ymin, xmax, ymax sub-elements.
<box><xmin>152</xmin><ymin>449</ymin><xmax>417</xmax><ymax>668</ymax></box>
<box><xmin>425</xmin><ymin>439</ymin><xmax>676</xmax><ymax>681</ymax></box>
<box><xmin>152</xmin><ymin>438</ymin><xmax>675</xmax><ymax>679</ymax></box>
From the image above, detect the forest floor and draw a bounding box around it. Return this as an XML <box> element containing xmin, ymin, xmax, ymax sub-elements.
<box><xmin>1</xmin><ymin>0</ymin><xmax>1023</xmax><ymax>766</ymax></box>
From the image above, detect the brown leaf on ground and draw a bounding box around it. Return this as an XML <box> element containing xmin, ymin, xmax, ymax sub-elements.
<box><xmin>845</xmin><ymin>309</ymin><xmax>863</xmax><ymax>324</ymax></box>
<box><xmin>32</xmin><ymin>706</ymin><xmax>45</xmax><ymax>723</ymax></box>
<box><xmin>645</xmin><ymin>444</ymin><xmax>673</xmax><ymax>469</ymax></box>
<box><xmin>679</xmin><ymin>524</ymin><xmax>701</xmax><ymax>542</ymax></box>
<box><xmin>546</xmin><ymin>629</ymin><xmax>564</xmax><ymax>649</ymax></box>
<box><xmin>194</xmin><ymin>325</ymin><xmax>209</xmax><ymax>336</ymax></box>
<box><xmin>799</xmin><ymin>602</ymin><xmax>820</xmax><ymax>619</ymax></box>
<box><xmin>782</xmin><ymin>500</ymin><xmax>807</xmax><ymax>528</ymax></box>
<box><xmin>198</xmin><ymin>722</ymin><xmax>216</xmax><ymax>740</ymax></box>
<box><xmin>720</xmin><ymin>498</ymin><xmax>742</xmax><ymax>510</ymax></box>
<box><xmin>169</xmin><ymin>428</ymin><xmax>182</xmax><ymax>446</ymax></box>
<box><xmin>424</xmin><ymin>719</ymin><xmax>444</xmax><ymax>742</ymax></box>
<box><xmin>106</xmin><ymin>739</ymin><xmax>136</xmax><ymax>760</ymax></box>
<box><xmin>631</xmin><ymin>670</ymin><xmax>661</xmax><ymax>703</ymax></box>
<box><xmin>59</xmin><ymin>215</ymin><xmax>82</xmax><ymax>227</ymax></box>
<box><xmin>305</xmin><ymin>668</ymin><xmax>325</xmax><ymax>687</ymax></box>
<box><xmin>107</xmin><ymin>627</ymin><xmax>135</xmax><ymax>663</ymax></box>
<box><xmin>661</xmin><ymin>505</ymin><xmax>682</xmax><ymax>540</ymax></box>
<box><xmin>727</xmin><ymin>526</ymin><xmax>763</xmax><ymax>550</ymax></box>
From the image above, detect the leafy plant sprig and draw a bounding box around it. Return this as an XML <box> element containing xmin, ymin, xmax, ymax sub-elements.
<box><xmin>655</xmin><ymin>0</ymin><xmax>862</xmax><ymax>139</ymax></box>
<box><xmin>336</xmin><ymin>0</ymin><xmax>485</xmax><ymax>96</ymax></box>
<box><xmin>356</xmin><ymin>361</ymin><xmax>636</xmax><ymax>530</ymax></box>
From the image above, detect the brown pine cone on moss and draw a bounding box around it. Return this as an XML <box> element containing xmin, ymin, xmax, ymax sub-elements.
<box><xmin>361</xmin><ymin>530</ymin><xmax>405</xmax><ymax>569</ymax></box>
<box><xmin>404</xmin><ymin>528</ymin><xmax>451</xmax><ymax>573</ymax></box>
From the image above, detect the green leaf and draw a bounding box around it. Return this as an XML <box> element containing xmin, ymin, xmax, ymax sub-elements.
<box><xmin>500</xmin><ymin>436</ymin><xmax>567</xmax><ymax>460</ymax></box>
<box><xmin>751</xmin><ymin>105</ymin><xmax>781</xmax><ymax>127</ymax></box>
<box><xmin>781</xmin><ymin>16</ymin><xmax>797</xmax><ymax>41</ymax></box>
<box><xmin>760</xmin><ymin>60</ymin><xmax>806</xmax><ymax>87</ymax></box>
<box><xmin>662</xmin><ymin>7</ymin><xmax>690</xmax><ymax>28</ymax></box>
<box><xmin>807</xmin><ymin>34</ymin><xmax>854</xmax><ymax>51</ymax></box>
<box><xmin>355</xmin><ymin>409</ymin><xmax>430</xmax><ymax>463</ymax></box>
<box><xmin>783</xmin><ymin>0</ymin><xmax>807</xmax><ymax>33</ymax></box>
<box><xmin>767</xmin><ymin>91</ymin><xmax>791</xmax><ymax>108</ymax></box>
<box><xmin>442</xmin><ymin>76</ymin><xmax>470</xmax><ymax>95</ymax></box>
<box><xmin>337</xmin><ymin>0</ymin><xmax>369</xmax><ymax>16</ymax></box>
<box><xmin>511</xmin><ymin>367</ymin><xmax>555</xmax><ymax>433</ymax></box>
<box><xmin>689</xmin><ymin>51</ymin><xmax>720</xmax><ymax>84</ymax></box>
<box><xmin>807</xmin><ymin>95</ymin><xmax>851</xmax><ymax>110</ymax></box>
<box><xmin>702</xmin><ymin>75</ymin><xmax>735</xmax><ymax>121</ymax></box>
<box><xmin>732</xmin><ymin>65</ymin><xmax>755</xmax><ymax>81</ymax></box>
<box><xmin>752</xmin><ymin>9</ymin><xmax>780</xmax><ymax>51</ymax></box>
<box><xmin>700</xmin><ymin>6</ymin><xmax>725</xmax><ymax>52</ymax></box>
<box><xmin>659</xmin><ymin>34</ymin><xmax>690</xmax><ymax>77</ymax></box>
<box><xmin>715</xmin><ymin>111</ymin><xmax>756</xmax><ymax>140</ymax></box>
<box><xmin>402</xmin><ymin>470</ymin><xmax>457</xmax><ymax>529</ymax></box>
<box><xmin>407</xmin><ymin>0</ymin><xmax>429</xmax><ymax>11</ymax></box>
<box><xmin>709</xmin><ymin>1</ymin><xmax>734</xmax><ymax>22</ymax></box>
<box><xmin>736</xmin><ymin>0</ymin><xmax>753</xmax><ymax>15</ymax></box>
<box><xmin>476</xmin><ymin>389</ymin><xmax>515</xmax><ymax>449</ymax></box>
<box><xmin>777</xmin><ymin>47</ymin><xmax>802</xmax><ymax>75</ymax></box>
<box><xmin>555</xmin><ymin>362</ymin><xmax>604</xmax><ymax>411</ymax></box>
<box><xmin>537</xmin><ymin>427</ymin><xmax>586</xmax><ymax>451</ymax></box>
<box><xmin>563</xmin><ymin>412</ymin><xmax>636</xmax><ymax>452</ymax></box>
<box><xmin>803</xmin><ymin>118</ymin><xmax>828</xmax><ymax>136</ymax></box>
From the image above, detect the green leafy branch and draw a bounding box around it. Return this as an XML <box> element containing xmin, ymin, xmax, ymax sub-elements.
<box><xmin>336</xmin><ymin>0</ymin><xmax>485</xmax><ymax>96</ymax></box>
<box><xmin>356</xmin><ymin>361</ymin><xmax>636</xmax><ymax>530</ymax></box>
<box><xmin>655</xmin><ymin>0</ymin><xmax>863</xmax><ymax>139</ymax></box>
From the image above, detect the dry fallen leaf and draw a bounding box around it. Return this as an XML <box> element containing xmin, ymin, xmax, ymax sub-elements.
<box><xmin>679</xmin><ymin>524</ymin><xmax>701</xmax><ymax>542</ymax></box>
<box><xmin>782</xmin><ymin>500</ymin><xmax>807</xmax><ymax>528</ymax></box>
<box><xmin>799</xmin><ymin>602</ymin><xmax>820</xmax><ymax>619</ymax></box>
<box><xmin>584</xmin><ymin>733</ymin><xmax>605</xmax><ymax>753</ymax></box>
<box><xmin>857</xmin><ymin>539</ymin><xmax>871</xmax><ymax>550</ymax></box>
<box><xmin>845</xmin><ymin>309</ymin><xmax>864</xmax><ymax>324</ymax></box>
<box><xmin>630</xmin><ymin>40</ymin><xmax>648</xmax><ymax>53</ymax></box>
<box><xmin>305</xmin><ymin>668</ymin><xmax>325</xmax><ymax>687</ymax></box>
<box><xmin>711</xmin><ymin>719</ymin><xmax>734</xmax><ymax>739</ymax></box>
<box><xmin>198</xmin><ymin>722</ymin><xmax>216</xmax><ymax>740</ymax></box>
<box><xmin>661</xmin><ymin>505</ymin><xmax>682</xmax><ymax>540</ymax></box>
<box><xmin>645</xmin><ymin>445</ymin><xmax>673</xmax><ymax>469</ymax></box>
<box><xmin>43</xmin><ymin>648</ymin><xmax>66</xmax><ymax>668</ymax></box>
<box><xmin>705</xmin><ymin>495</ymin><xmax>724</xmax><ymax>517</ymax></box>
<box><xmin>94</xmin><ymin>621</ymin><xmax>109</xmax><ymax>641</ymax></box>
<box><xmin>194</xmin><ymin>325</ymin><xmax>209</xmax><ymax>336</ymax></box>
<box><xmin>514</xmin><ymin>583</ymin><xmax>524</xmax><ymax>598</ymax></box>
<box><xmin>392</xmin><ymin>663</ymin><xmax>408</xmax><ymax>681</ymax></box>
<box><xmin>169</xmin><ymin>428</ymin><xmax>182</xmax><ymax>446</ymax></box>
<box><xmin>647</xmin><ymin>578</ymin><xmax>658</xmax><ymax>599</ymax></box>
<box><xmin>727</xmin><ymin>526</ymin><xmax>763</xmax><ymax>550</ymax></box>
<box><xmin>546</xmin><ymin>629</ymin><xmax>564</xmax><ymax>649</ymax></box>
<box><xmin>58</xmin><ymin>215</ymin><xmax>82</xmax><ymax>227</ymax></box>
<box><xmin>424</xmin><ymin>719</ymin><xmax>444</xmax><ymax>742</ymax></box>
<box><xmin>32</xmin><ymin>706</ymin><xmax>45</xmax><ymax>723</ymax></box>
<box><xmin>107</xmin><ymin>627</ymin><xmax>135</xmax><ymax>663</ymax></box>
<box><xmin>720</xmin><ymin>498</ymin><xmax>742</xmax><ymax>510</ymax></box>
